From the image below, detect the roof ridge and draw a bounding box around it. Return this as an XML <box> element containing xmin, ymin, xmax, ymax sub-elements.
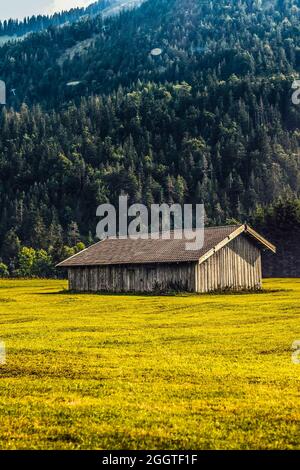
<box><xmin>110</xmin><ymin>224</ymin><xmax>243</xmax><ymax>239</ymax></box>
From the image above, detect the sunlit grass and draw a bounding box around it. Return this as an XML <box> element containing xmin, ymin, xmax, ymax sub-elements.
<box><xmin>0</xmin><ymin>278</ymin><xmax>299</xmax><ymax>449</ymax></box>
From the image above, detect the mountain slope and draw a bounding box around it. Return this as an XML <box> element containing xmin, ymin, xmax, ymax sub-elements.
<box><xmin>0</xmin><ymin>0</ymin><xmax>300</xmax><ymax>108</ymax></box>
<box><xmin>0</xmin><ymin>0</ymin><xmax>299</xmax><ymax>270</ymax></box>
<box><xmin>0</xmin><ymin>0</ymin><xmax>142</xmax><ymax>43</ymax></box>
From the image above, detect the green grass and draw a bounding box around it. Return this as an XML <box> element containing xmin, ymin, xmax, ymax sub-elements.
<box><xmin>0</xmin><ymin>278</ymin><xmax>299</xmax><ymax>450</ymax></box>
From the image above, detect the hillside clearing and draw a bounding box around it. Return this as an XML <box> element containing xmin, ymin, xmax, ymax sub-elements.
<box><xmin>0</xmin><ymin>278</ymin><xmax>299</xmax><ymax>450</ymax></box>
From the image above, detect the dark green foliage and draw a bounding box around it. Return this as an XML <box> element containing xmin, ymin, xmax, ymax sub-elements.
<box><xmin>0</xmin><ymin>1</ymin><xmax>115</xmax><ymax>38</ymax></box>
<box><xmin>252</xmin><ymin>198</ymin><xmax>300</xmax><ymax>277</ymax></box>
<box><xmin>0</xmin><ymin>262</ymin><xmax>9</xmax><ymax>278</ymax></box>
<box><xmin>0</xmin><ymin>0</ymin><xmax>299</xmax><ymax>272</ymax></box>
<box><xmin>1</xmin><ymin>0</ymin><xmax>300</xmax><ymax>108</ymax></box>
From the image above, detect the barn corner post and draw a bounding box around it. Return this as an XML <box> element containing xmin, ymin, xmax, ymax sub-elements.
<box><xmin>194</xmin><ymin>262</ymin><xmax>199</xmax><ymax>293</ymax></box>
<box><xmin>68</xmin><ymin>268</ymin><xmax>73</xmax><ymax>290</ymax></box>
<box><xmin>258</xmin><ymin>251</ymin><xmax>263</xmax><ymax>290</ymax></box>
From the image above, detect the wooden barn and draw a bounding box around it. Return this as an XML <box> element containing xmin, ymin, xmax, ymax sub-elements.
<box><xmin>57</xmin><ymin>224</ymin><xmax>276</xmax><ymax>293</ymax></box>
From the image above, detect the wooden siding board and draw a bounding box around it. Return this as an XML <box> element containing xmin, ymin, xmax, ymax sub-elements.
<box><xmin>68</xmin><ymin>262</ymin><xmax>197</xmax><ymax>293</ymax></box>
<box><xmin>195</xmin><ymin>233</ymin><xmax>262</xmax><ymax>293</ymax></box>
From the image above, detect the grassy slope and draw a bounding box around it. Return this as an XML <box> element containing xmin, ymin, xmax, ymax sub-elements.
<box><xmin>0</xmin><ymin>278</ymin><xmax>299</xmax><ymax>450</ymax></box>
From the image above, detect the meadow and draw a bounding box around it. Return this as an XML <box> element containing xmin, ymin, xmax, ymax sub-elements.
<box><xmin>0</xmin><ymin>278</ymin><xmax>299</xmax><ymax>450</ymax></box>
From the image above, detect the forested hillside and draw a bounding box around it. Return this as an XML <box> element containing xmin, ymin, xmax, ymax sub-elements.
<box><xmin>2</xmin><ymin>0</ymin><xmax>300</xmax><ymax>108</ymax></box>
<box><xmin>0</xmin><ymin>0</ymin><xmax>299</xmax><ymax>276</ymax></box>
<box><xmin>0</xmin><ymin>1</ymin><xmax>140</xmax><ymax>40</ymax></box>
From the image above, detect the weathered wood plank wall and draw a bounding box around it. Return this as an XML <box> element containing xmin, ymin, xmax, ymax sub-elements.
<box><xmin>68</xmin><ymin>262</ymin><xmax>196</xmax><ymax>293</ymax></box>
<box><xmin>196</xmin><ymin>234</ymin><xmax>261</xmax><ymax>292</ymax></box>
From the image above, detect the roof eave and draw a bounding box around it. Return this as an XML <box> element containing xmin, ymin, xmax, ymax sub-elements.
<box><xmin>56</xmin><ymin>239</ymin><xmax>104</xmax><ymax>268</ymax></box>
<box><xmin>244</xmin><ymin>225</ymin><xmax>276</xmax><ymax>253</ymax></box>
<box><xmin>198</xmin><ymin>224</ymin><xmax>276</xmax><ymax>265</ymax></box>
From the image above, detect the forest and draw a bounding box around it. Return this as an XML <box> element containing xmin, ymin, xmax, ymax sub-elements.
<box><xmin>0</xmin><ymin>0</ymin><xmax>299</xmax><ymax>276</ymax></box>
<box><xmin>0</xmin><ymin>1</ymin><xmax>115</xmax><ymax>38</ymax></box>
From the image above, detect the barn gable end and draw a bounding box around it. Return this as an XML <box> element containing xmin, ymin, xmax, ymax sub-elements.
<box><xmin>196</xmin><ymin>234</ymin><xmax>262</xmax><ymax>293</ymax></box>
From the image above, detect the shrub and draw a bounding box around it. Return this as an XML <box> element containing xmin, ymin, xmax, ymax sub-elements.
<box><xmin>0</xmin><ymin>262</ymin><xmax>9</xmax><ymax>278</ymax></box>
<box><xmin>16</xmin><ymin>247</ymin><xmax>55</xmax><ymax>278</ymax></box>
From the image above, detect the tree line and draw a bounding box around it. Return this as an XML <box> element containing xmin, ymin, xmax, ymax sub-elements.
<box><xmin>0</xmin><ymin>0</ymin><xmax>114</xmax><ymax>38</ymax></box>
<box><xmin>0</xmin><ymin>0</ymin><xmax>299</xmax><ymax>276</ymax></box>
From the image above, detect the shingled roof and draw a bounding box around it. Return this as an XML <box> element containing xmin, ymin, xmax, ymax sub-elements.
<box><xmin>57</xmin><ymin>224</ymin><xmax>276</xmax><ymax>268</ymax></box>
